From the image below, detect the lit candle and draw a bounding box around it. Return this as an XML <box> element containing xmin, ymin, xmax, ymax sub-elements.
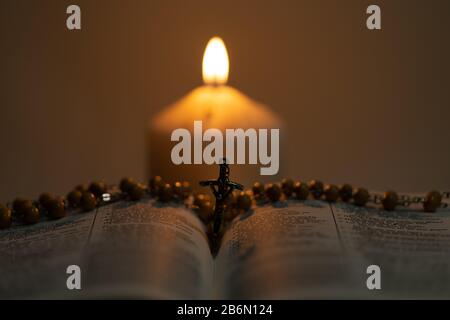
<box><xmin>148</xmin><ymin>37</ymin><xmax>283</xmax><ymax>188</ymax></box>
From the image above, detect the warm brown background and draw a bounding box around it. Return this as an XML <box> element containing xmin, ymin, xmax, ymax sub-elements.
<box><xmin>1</xmin><ymin>0</ymin><xmax>449</xmax><ymax>202</ymax></box>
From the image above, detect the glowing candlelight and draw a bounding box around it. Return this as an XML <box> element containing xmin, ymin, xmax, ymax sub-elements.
<box><xmin>148</xmin><ymin>37</ymin><xmax>284</xmax><ymax>188</ymax></box>
<box><xmin>202</xmin><ymin>37</ymin><xmax>229</xmax><ymax>86</ymax></box>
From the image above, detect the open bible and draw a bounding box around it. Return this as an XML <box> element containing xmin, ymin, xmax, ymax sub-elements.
<box><xmin>1</xmin><ymin>197</ymin><xmax>450</xmax><ymax>299</ymax></box>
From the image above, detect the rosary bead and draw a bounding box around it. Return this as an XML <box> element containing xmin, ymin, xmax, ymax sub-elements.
<box><xmin>181</xmin><ymin>181</ymin><xmax>192</xmax><ymax>199</ymax></box>
<box><xmin>353</xmin><ymin>188</ymin><xmax>370</xmax><ymax>206</ymax></box>
<box><xmin>150</xmin><ymin>175</ymin><xmax>163</xmax><ymax>188</ymax></box>
<box><xmin>13</xmin><ymin>198</ymin><xmax>31</xmax><ymax>212</ymax></box>
<box><xmin>294</xmin><ymin>182</ymin><xmax>309</xmax><ymax>200</ymax></box>
<box><xmin>281</xmin><ymin>179</ymin><xmax>295</xmax><ymax>197</ymax></box>
<box><xmin>324</xmin><ymin>184</ymin><xmax>340</xmax><ymax>202</ymax></box>
<box><xmin>224</xmin><ymin>193</ymin><xmax>241</xmax><ymax>221</ymax></box>
<box><xmin>12</xmin><ymin>198</ymin><xmax>33</xmax><ymax>217</ymax></box>
<box><xmin>194</xmin><ymin>193</ymin><xmax>210</xmax><ymax>207</ymax></box>
<box><xmin>149</xmin><ymin>176</ymin><xmax>164</xmax><ymax>196</ymax></box>
<box><xmin>38</xmin><ymin>192</ymin><xmax>54</xmax><ymax>209</ymax></box>
<box><xmin>339</xmin><ymin>184</ymin><xmax>353</xmax><ymax>202</ymax></box>
<box><xmin>308</xmin><ymin>180</ymin><xmax>324</xmax><ymax>199</ymax></box>
<box><xmin>173</xmin><ymin>181</ymin><xmax>183</xmax><ymax>197</ymax></box>
<box><xmin>22</xmin><ymin>204</ymin><xmax>40</xmax><ymax>225</ymax></box>
<box><xmin>0</xmin><ymin>204</ymin><xmax>12</xmax><ymax>229</ymax></box>
<box><xmin>224</xmin><ymin>191</ymin><xmax>238</xmax><ymax>209</ymax></box>
<box><xmin>382</xmin><ymin>191</ymin><xmax>398</xmax><ymax>211</ymax></box>
<box><xmin>158</xmin><ymin>183</ymin><xmax>173</xmax><ymax>203</ymax></box>
<box><xmin>89</xmin><ymin>181</ymin><xmax>107</xmax><ymax>198</ymax></box>
<box><xmin>173</xmin><ymin>181</ymin><xmax>191</xmax><ymax>200</ymax></box>
<box><xmin>423</xmin><ymin>191</ymin><xmax>442</xmax><ymax>213</ymax></box>
<box><xmin>128</xmin><ymin>183</ymin><xmax>145</xmax><ymax>201</ymax></box>
<box><xmin>236</xmin><ymin>192</ymin><xmax>252</xmax><ymax>211</ymax></box>
<box><xmin>80</xmin><ymin>192</ymin><xmax>97</xmax><ymax>212</ymax></box>
<box><xmin>47</xmin><ymin>198</ymin><xmax>66</xmax><ymax>220</ymax></box>
<box><xmin>252</xmin><ymin>182</ymin><xmax>265</xmax><ymax>198</ymax></box>
<box><xmin>198</xmin><ymin>200</ymin><xmax>214</xmax><ymax>224</ymax></box>
<box><xmin>265</xmin><ymin>183</ymin><xmax>282</xmax><ymax>202</ymax></box>
<box><xmin>67</xmin><ymin>190</ymin><xmax>82</xmax><ymax>208</ymax></box>
<box><xmin>119</xmin><ymin>177</ymin><xmax>136</xmax><ymax>194</ymax></box>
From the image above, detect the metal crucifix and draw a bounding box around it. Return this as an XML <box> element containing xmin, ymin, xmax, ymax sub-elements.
<box><xmin>199</xmin><ymin>158</ymin><xmax>243</xmax><ymax>236</ymax></box>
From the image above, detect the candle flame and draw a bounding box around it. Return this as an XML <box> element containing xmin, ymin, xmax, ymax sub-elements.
<box><xmin>202</xmin><ymin>37</ymin><xmax>229</xmax><ymax>85</ymax></box>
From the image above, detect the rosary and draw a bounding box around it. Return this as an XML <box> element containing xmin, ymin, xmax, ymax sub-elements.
<box><xmin>200</xmin><ymin>158</ymin><xmax>243</xmax><ymax>236</ymax></box>
<box><xmin>0</xmin><ymin>162</ymin><xmax>449</xmax><ymax>238</ymax></box>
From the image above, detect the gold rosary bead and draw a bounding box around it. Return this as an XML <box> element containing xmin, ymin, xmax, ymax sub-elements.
<box><xmin>158</xmin><ymin>183</ymin><xmax>173</xmax><ymax>203</ymax></box>
<box><xmin>12</xmin><ymin>198</ymin><xmax>33</xmax><ymax>211</ymax></box>
<box><xmin>119</xmin><ymin>177</ymin><xmax>136</xmax><ymax>194</ymax></box>
<box><xmin>308</xmin><ymin>180</ymin><xmax>324</xmax><ymax>199</ymax></box>
<box><xmin>353</xmin><ymin>188</ymin><xmax>370</xmax><ymax>206</ymax></box>
<box><xmin>281</xmin><ymin>179</ymin><xmax>295</xmax><ymax>197</ymax></box>
<box><xmin>265</xmin><ymin>183</ymin><xmax>282</xmax><ymax>202</ymax></box>
<box><xmin>198</xmin><ymin>200</ymin><xmax>214</xmax><ymax>224</ymax></box>
<box><xmin>173</xmin><ymin>181</ymin><xmax>191</xmax><ymax>200</ymax></box>
<box><xmin>75</xmin><ymin>184</ymin><xmax>88</xmax><ymax>192</ymax></box>
<box><xmin>38</xmin><ymin>192</ymin><xmax>54</xmax><ymax>210</ymax></box>
<box><xmin>339</xmin><ymin>184</ymin><xmax>353</xmax><ymax>202</ymax></box>
<box><xmin>12</xmin><ymin>198</ymin><xmax>32</xmax><ymax>216</ymax></box>
<box><xmin>128</xmin><ymin>183</ymin><xmax>145</xmax><ymax>201</ymax></box>
<box><xmin>252</xmin><ymin>182</ymin><xmax>265</xmax><ymax>198</ymax></box>
<box><xmin>47</xmin><ymin>198</ymin><xmax>66</xmax><ymax>220</ymax></box>
<box><xmin>80</xmin><ymin>192</ymin><xmax>97</xmax><ymax>212</ymax></box>
<box><xmin>67</xmin><ymin>190</ymin><xmax>82</xmax><ymax>208</ymax></box>
<box><xmin>382</xmin><ymin>191</ymin><xmax>399</xmax><ymax>211</ymax></box>
<box><xmin>89</xmin><ymin>181</ymin><xmax>107</xmax><ymax>198</ymax></box>
<box><xmin>0</xmin><ymin>204</ymin><xmax>12</xmax><ymax>229</ymax></box>
<box><xmin>423</xmin><ymin>191</ymin><xmax>442</xmax><ymax>213</ymax></box>
<box><xmin>236</xmin><ymin>192</ymin><xmax>252</xmax><ymax>211</ymax></box>
<box><xmin>224</xmin><ymin>191</ymin><xmax>238</xmax><ymax>210</ymax></box>
<box><xmin>173</xmin><ymin>181</ymin><xmax>183</xmax><ymax>198</ymax></box>
<box><xmin>194</xmin><ymin>193</ymin><xmax>210</xmax><ymax>207</ymax></box>
<box><xmin>149</xmin><ymin>176</ymin><xmax>164</xmax><ymax>196</ymax></box>
<box><xmin>294</xmin><ymin>181</ymin><xmax>309</xmax><ymax>200</ymax></box>
<box><xmin>224</xmin><ymin>191</ymin><xmax>239</xmax><ymax>221</ymax></box>
<box><xmin>324</xmin><ymin>184</ymin><xmax>339</xmax><ymax>202</ymax></box>
<box><xmin>22</xmin><ymin>204</ymin><xmax>40</xmax><ymax>225</ymax></box>
<box><xmin>181</xmin><ymin>181</ymin><xmax>192</xmax><ymax>198</ymax></box>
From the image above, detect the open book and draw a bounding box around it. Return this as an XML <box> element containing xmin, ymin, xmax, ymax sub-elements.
<box><xmin>1</xmin><ymin>196</ymin><xmax>450</xmax><ymax>299</ymax></box>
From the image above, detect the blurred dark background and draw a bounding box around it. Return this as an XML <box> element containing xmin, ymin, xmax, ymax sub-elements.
<box><xmin>1</xmin><ymin>0</ymin><xmax>450</xmax><ymax>202</ymax></box>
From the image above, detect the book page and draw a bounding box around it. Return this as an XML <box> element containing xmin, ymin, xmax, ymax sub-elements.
<box><xmin>81</xmin><ymin>199</ymin><xmax>213</xmax><ymax>299</ymax></box>
<box><xmin>0</xmin><ymin>200</ymin><xmax>213</xmax><ymax>299</ymax></box>
<box><xmin>332</xmin><ymin>201</ymin><xmax>450</xmax><ymax>299</ymax></box>
<box><xmin>216</xmin><ymin>198</ymin><xmax>450</xmax><ymax>299</ymax></box>
<box><xmin>215</xmin><ymin>200</ymin><xmax>355</xmax><ymax>299</ymax></box>
<box><xmin>0</xmin><ymin>212</ymin><xmax>95</xmax><ymax>299</ymax></box>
